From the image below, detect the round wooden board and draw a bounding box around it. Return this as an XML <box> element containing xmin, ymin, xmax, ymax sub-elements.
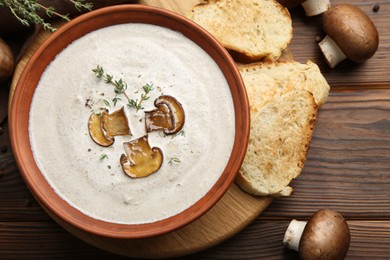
<box><xmin>8</xmin><ymin>1</ymin><xmax>274</xmax><ymax>258</ymax></box>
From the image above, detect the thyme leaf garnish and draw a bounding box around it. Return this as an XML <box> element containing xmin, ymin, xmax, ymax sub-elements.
<box><xmin>101</xmin><ymin>99</ymin><xmax>110</xmax><ymax>107</ymax></box>
<box><xmin>92</xmin><ymin>65</ymin><xmax>132</xmax><ymax>104</ymax></box>
<box><xmin>171</xmin><ymin>130</ymin><xmax>185</xmax><ymax>139</ymax></box>
<box><xmin>127</xmin><ymin>83</ymin><xmax>154</xmax><ymax>112</ymax></box>
<box><xmin>93</xmin><ymin>65</ymin><xmax>155</xmax><ymax>112</ymax></box>
<box><xmin>112</xmin><ymin>96</ymin><xmax>121</xmax><ymax>106</ymax></box>
<box><xmin>99</xmin><ymin>154</ymin><xmax>108</xmax><ymax>160</ymax></box>
<box><xmin>168</xmin><ymin>157</ymin><xmax>181</xmax><ymax>165</ymax></box>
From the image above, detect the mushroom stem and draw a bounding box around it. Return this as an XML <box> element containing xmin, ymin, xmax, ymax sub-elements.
<box><xmin>283</xmin><ymin>219</ymin><xmax>307</xmax><ymax>251</ymax></box>
<box><xmin>301</xmin><ymin>0</ymin><xmax>331</xmax><ymax>16</ymax></box>
<box><xmin>319</xmin><ymin>35</ymin><xmax>347</xmax><ymax>68</ymax></box>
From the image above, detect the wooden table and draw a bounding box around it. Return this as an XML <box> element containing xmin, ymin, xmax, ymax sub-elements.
<box><xmin>1</xmin><ymin>0</ymin><xmax>390</xmax><ymax>258</ymax></box>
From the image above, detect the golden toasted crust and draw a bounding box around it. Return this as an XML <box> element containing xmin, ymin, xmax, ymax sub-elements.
<box><xmin>236</xmin><ymin>89</ymin><xmax>318</xmax><ymax>196</ymax></box>
<box><xmin>235</xmin><ymin>60</ymin><xmax>329</xmax><ymax>197</ymax></box>
<box><xmin>239</xmin><ymin>60</ymin><xmax>330</xmax><ymax>109</ymax></box>
<box><xmin>186</xmin><ymin>0</ymin><xmax>293</xmax><ymax>62</ymax></box>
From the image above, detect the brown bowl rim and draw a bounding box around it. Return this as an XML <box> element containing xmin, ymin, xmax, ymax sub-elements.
<box><xmin>9</xmin><ymin>4</ymin><xmax>250</xmax><ymax>239</ymax></box>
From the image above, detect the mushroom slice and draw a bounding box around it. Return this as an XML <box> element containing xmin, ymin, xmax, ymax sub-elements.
<box><xmin>88</xmin><ymin>107</ymin><xmax>131</xmax><ymax>147</ymax></box>
<box><xmin>101</xmin><ymin>107</ymin><xmax>132</xmax><ymax>139</ymax></box>
<box><xmin>120</xmin><ymin>135</ymin><xmax>163</xmax><ymax>178</ymax></box>
<box><xmin>145</xmin><ymin>95</ymin><xmax>185</xmax><ymax>135</ymax></box>
<box><xmin>145</xmin><ymin>103</ymin><xmax>172</xmax><ymax>133</ymax></box>
<box><xmin>88</xmin><ymin>113</ymin><xmax>114</xmax><ymax>147</ymax></box>
<box><xmin>156</xmin><ymin>96</ymin><xmax>185</xmax><ymax>135</ymax></box>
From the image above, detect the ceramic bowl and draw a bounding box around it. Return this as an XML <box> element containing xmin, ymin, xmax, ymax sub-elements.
<box><xmin>10</xmin><ymin>5</ymin><xmax>249</xmax><ymax>239</ymax></box>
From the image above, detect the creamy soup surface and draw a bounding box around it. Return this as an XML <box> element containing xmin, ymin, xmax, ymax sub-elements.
<box><xmin>29</xmin><ymin>23</ymin><xmax>235</xmax><ymax>224</ymax></box>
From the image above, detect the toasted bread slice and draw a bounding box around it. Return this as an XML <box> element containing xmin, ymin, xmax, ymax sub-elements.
<box><xmin>186</xmin><ymin>0</ymin><xmax>293</xmax><ymax>62</ymax></box>
<box><xmin>236</xmin><ymin>89</ymin><xmax>317</xmax><ymax>196</ymax></box>
<box><xmin>239</xmin><ymin>60</ymin><xmax>330</xmax><ymax>111</ymax></box>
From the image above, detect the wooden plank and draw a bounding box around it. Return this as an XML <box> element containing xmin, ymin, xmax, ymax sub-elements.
<box><xmin>262</xmin><ymin>88</ymin><xmax>390</xmax><ymax>219</ymax></box>
<box><xmin>0</xmin><ymin>158</ymin><xmax>33</xmax><ymax>200</ymax></box>
<box><xmin>0</xmin><ymin>222</ymin><xmax>126</xmax><ymax>259</ymax></box>
<box><xmin>288</xmin><ymin>1</ymin><xmax>390</xmax><ymax>87</ymax></box>
<box><xmin>2</xmin><ymin>0</ymin><xmax>390</xmax><ymax>258</ymax></box>
<box><xmin>195</xmin><ymin>220</ymin><xmax>390</xmax><ymax>259</ymax></box>
<box><xmin>139</xmin><ymin>0</ymin><xmax>199</xmax><ymax>14</ymax></box>
<box><xmin>1</xmin><ymin>220</ymin><xmax>389</xmax><ymax>259</ymax></box>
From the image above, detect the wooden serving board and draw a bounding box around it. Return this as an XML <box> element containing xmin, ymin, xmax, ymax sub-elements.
<box><xmin>8</xmin><ymin>0</ymin><xmax>276</xmax><ymax>258</ymax></box>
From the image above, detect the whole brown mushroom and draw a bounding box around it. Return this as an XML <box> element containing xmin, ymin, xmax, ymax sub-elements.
<box><xmin>319</xmin><ymin>4</ymin><xmax>379</xmax><ymax>68</ymax></box>
<box><xmin>283</xmin><ymin>209</ymin><xmax>351</xmax><ymax>260</ymax></box>
<box><xmin>0</xmin><ymin>38</ymin><xmax>14</xmax><ymax>83</ymax></box>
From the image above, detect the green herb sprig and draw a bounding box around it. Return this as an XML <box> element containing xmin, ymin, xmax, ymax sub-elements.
<box><xmin>93</xmin><ymin>65</ymin><xmax>155</xmax><ymax>112</ymax></box>
<box><xmin>0</xmin><ymin>0</ymin><xmax>93</xmax><ymax>32</ymax></box>
<box><xmin>128</xmin><ymin>83</ymin><xmax>154</xmax><ymax>112</ymax></box>
<box><xmin>92</xmin><ymin>65</ymin><xmax>132</xmax><ymax>105</ymax></box>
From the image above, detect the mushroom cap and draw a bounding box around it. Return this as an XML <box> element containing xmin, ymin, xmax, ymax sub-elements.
<box><xmin>323</xmin><ymin>4</ymin><xmax>379</xmax><ymax>63</ymax></box>
<box><xmin>299</xmin><ymin>209</ymin><xmax>350</xmax><ymax>260</ymax></box>
<box><xmin>0</xmin><ymin>38</ymin><xmax>14</xmax><ymax>82</ymax></box>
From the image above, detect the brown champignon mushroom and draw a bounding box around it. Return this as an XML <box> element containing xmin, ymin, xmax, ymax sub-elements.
<box><xmin>101</xmin><ymin>106</ymin><xmax>131</xmax><ymax>139</ymax></box>
<box><xmin>145</xmin><ymin>102</ymin><xmax>172</xmax><ymax>133</ymax></box>
<box><xmin>88</xmin><ymin>106</ymin><xmax>131</xmax><ymax>147</ymax></box>
<box><xmin>120</xmin><ymin>135</ymin><xmax>163</xmax><ymax>178</ymax></box>
<box><xmin>319</xmin><ymin>4</ymin><xmax>379</xmax><ymax>68</ymax></box>
<box><xmin>0</xmin><ymin>38</ymin><xmax>14</xmax><ymax>83</ymax></box>
<box><xmin>283</xmin><ymin>209</ymin><xmax>351</xmax><ymax>260</ymax></box>
<box><xmin>145</xmin><ymin>95</ymin><xmax>185</xmax><ymax>135</ymax></box>
<box><xmin>88</xmin><ymin>112</ymin><xmax>114</xmax><ymax>147</ymax></box>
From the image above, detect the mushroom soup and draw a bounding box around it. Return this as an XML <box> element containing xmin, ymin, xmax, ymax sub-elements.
<box><xmin>29</xmin><ymin>23</ymin><xmax>235</xmax><ymax>224</ymax></box>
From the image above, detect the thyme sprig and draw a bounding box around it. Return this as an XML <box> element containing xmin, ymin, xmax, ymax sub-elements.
<box><xmin>71</xmin><ymin>0</ymin><xmax>92</xmax><ymax>11</ymax></box>
<box><xmin>92</xmin><ymin>65</ymin><xmax>155</xmax><ymax>112</ymax></box>
<box><xmin>0</xmin><ymin>0</ymin><xmax>93</xmax><ymax>32</ymax></box>
<box><xmin>92</xmin><ymin>65</ymin><xmax>132</xmax><ymax>104</ymax></box>
<box><xmin>128</xmin><ymin>83</ymin><xmax>154</xmax><ymax>112</ymax></box>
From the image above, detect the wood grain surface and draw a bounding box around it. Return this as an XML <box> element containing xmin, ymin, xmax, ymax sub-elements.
<box><xmin>1</xmin><ymin>0</ymin><xmax>390</xmax><ymax>259</ymax></box>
